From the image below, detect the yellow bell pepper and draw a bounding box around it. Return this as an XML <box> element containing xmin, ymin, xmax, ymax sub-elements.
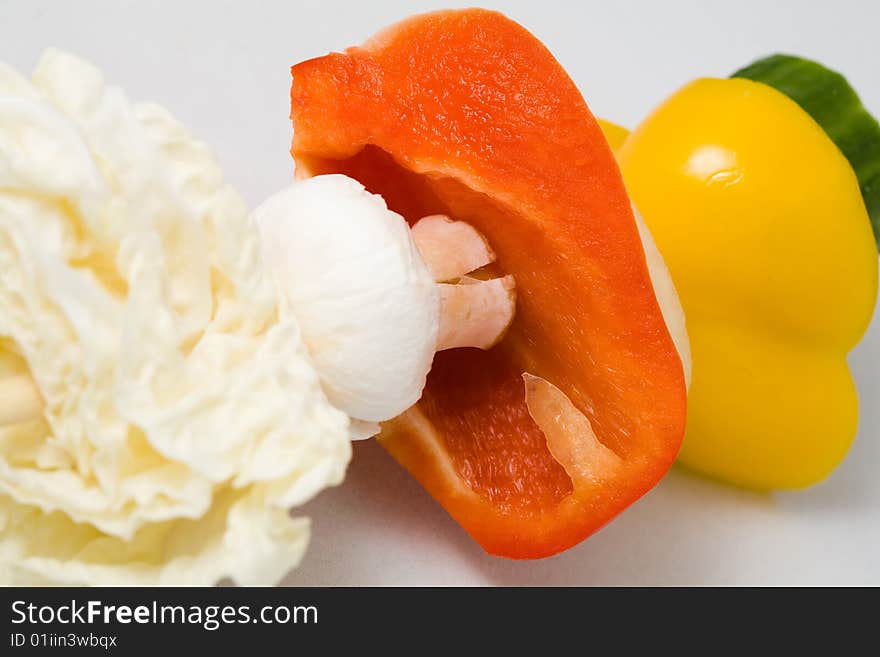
<box><xmin>614</xmin><ymin>78</ymin><xmax>878</xmax><ymax>490</ymax></box>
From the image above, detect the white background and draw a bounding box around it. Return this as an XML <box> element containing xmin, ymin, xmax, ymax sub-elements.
<box><xmin>3</xmin><ymin>0</ymin><xmax>878</xmax><ymax>585</ymax></box>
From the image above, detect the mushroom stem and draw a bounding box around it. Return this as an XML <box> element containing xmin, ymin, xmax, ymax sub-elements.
<box><xmin>411</xmin><ymin>215</ymin><xmax>516</xmax><ymax>352</ymax></box>
<box><xmin>0</xmin><ymin>374</ymin><xmax>43</xmax><ymax>427</ymax></box>
<box><xmin>437</xmin><ymin>276</ymin><xmax>515</xmax><ymax>350</ymax></box>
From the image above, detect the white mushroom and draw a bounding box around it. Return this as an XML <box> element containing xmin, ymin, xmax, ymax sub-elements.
<box><xmin>253</xmin><ymin>175</ymin><xmax>516</xmax><ymax>440</ymax></box>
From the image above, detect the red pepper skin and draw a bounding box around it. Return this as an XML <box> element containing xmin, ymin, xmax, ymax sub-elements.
<box><xmin>290</xmin><ymin>9</ymin><xmax>686</xmax><ymax>558</ymax></box>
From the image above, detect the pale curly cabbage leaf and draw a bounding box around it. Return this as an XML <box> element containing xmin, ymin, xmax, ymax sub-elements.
<box><xmin>0</xmin><ymin>50</ymin><xmax>351</xmax><ymax>585</ymax></box>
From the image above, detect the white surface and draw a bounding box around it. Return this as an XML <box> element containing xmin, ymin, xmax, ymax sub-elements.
<box><xmin>3</xmin><ymin>0</ymin><xmax>878</xmax><ymax>585</ymax></box>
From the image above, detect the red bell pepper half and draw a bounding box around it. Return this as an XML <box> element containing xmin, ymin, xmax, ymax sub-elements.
<box><xmin>289</xmin><ymin>9</ymin><xmax>687</xmax><ymax>558</ymax></box>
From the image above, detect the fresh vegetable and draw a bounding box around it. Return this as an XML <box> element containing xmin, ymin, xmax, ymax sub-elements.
<box><xmin>617</xmin><ymin>58</ymin><xmax>879</xmax><ymax>489</ymax></box>
<box><xmin>253</xmin><ymin>174</ymin><xmax>515</xmax><ymax>440</ymax></box>
<box><xmin>734</xmin><ymin>55</ymin><xmax>880</xmax><ymax>247</ymax></box>
<box><xmin>290</xmin><ymin>9</ymin><xmax>689</xmax><ymax>558</ymax></box>
<box><xmin>0</xmin><ymin>50</ymin><xmax>351</xmax><ymax>585</ymax></box>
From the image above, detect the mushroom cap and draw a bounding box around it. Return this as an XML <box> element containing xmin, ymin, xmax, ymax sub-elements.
<box><xmin>253</xmin><ymin>175</ymin><xmax>440</xmax><ymax>424</ymax></box>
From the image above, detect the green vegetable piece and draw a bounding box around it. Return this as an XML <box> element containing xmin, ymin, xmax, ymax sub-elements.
<box><xmin>734</xmin><ymin>54</ymin><xmax>880</xmax><ymax>248</ymax></box>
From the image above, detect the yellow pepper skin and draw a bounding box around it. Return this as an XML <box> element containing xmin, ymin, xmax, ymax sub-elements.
<box><xmin>616</xmin><ymin>78</ymin><xmax>878</xmax><ymax>490</ymax></box>
<box><xmin>597</xmin><ymin>119</ymin><xmax>630</xmax><ymax>153</ymax></box>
